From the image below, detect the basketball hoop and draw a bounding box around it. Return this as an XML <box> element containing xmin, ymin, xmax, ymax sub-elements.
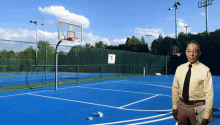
<box><xmin>63</xmin><ymin>37</ymin><xmax>79</xmax><ymax>42</ymax></box>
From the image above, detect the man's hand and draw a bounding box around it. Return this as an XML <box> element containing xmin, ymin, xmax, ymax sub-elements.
<box><xmin>172</xmin><ymin>109</ymin><xmax>178</xmax><ymax>121</ymax></box>
<box><xmin>201</xmin><ymin>118</ymin><xmax>208</xmax><ymax>125</ymax></box>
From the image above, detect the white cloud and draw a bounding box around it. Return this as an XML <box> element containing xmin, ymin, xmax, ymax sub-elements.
<box><xmin>192</xmin><ymin>32</ymin><xmax>199</xmax><ymax>34</ymax></box>
<box><xmin>0</xmin><ymin>27</ymin><xmax>59</xmax><ymax>52</ymax></box>
<box><xmin>134</xmin><ymin>28</ymin><xmax>164</xmax><ymax>37</ymax></box>
<box><xmin>83</xmin><ymin>32</ymin><xmax>126</xmax><ymax>46</ymax></box>
<box><xmin>200</xmin><ymin>12</ymin><xmax>205</xmax><ymax>16</ymax></box>
<box><xmin>167</xmin><ymin>18</ymin><xmax>191</xmax><ymax>37</ymax></box>
<box><xmin>39</xmin><ymin>17</ymin><xmax>55</xmax><ymax>24</ymax></box>
<box><xmin>0</xmin><ymin>27</ymin><xmax>127</xmax><ymax>52</ymax></box>
<box><xmin>38</xmin><ymin>6</ymin><xmax>90</xmax><ymax>28</ymax></box>
<box><xmin>134</xmin><ymin>28</ymin><xmax>165</xmax><ymax>45</ymax></box>
<box><xmin>168</xmin><ymin>33</ymin><xmax>175</xmax><ymax>38</ymax></box>
<box><xmin>0</xmin><ymin>27</ymin><xmax>34</xmax><ymax>41</ymax></box>
<box><xmin>177</xmin><ymin>19</ymin><xmax>191</xmax><ymax>33</ymax></box>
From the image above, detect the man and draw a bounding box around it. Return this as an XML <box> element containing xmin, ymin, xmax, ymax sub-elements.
<box><xmin>172</xmin><ymin>40</ymin><xmax>214</xmax><ymax>125</ymax></box>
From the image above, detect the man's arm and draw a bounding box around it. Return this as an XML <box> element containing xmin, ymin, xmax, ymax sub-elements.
<box><xmin>203</xmin><ymin>70</ymin><xmax>214</xmax><ymax>119</ymax></box>
<box><xmin>172</xmin><ymin>71</ymin><xmax>179</xmax><ymax>110</ymax></box>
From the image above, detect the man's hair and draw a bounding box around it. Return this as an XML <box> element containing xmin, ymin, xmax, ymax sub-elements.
<box><xmin>186</xmin><ymin>40</ymin><xmax>201</xmax><ymax>51</ymax></box>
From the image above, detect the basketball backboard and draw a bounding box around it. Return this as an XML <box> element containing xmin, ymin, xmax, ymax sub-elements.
<box><xmin>58</xmin><ymin>20</ymin><xmax>82</xmax><ymax>42</ymax></box>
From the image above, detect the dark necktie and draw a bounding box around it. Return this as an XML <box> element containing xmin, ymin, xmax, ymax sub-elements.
<box><xmin>182</xmin><ymin>64</ymin><xmax>192</xmax><ymax>101</ymax></box>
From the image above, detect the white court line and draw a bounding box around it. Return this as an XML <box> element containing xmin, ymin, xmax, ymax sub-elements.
<box><xmin>91</xmin><ymin>112</ymin><xmax>172</xmax><ymax>125</ymax></box>
<box><xmin>123</xmin><ymin>80</ymin><xmax>173</xmax><ymax>84</ymax></box>
<box><xmin>57</xmin><ymin>82</ymin><xmax>107</xmax><ymax>90</ymax></box>
<box><xmin>78</xmin><ymin>86</ymin><xmax>156</xmax><ymax>95</ymax></box>
<box><xmin>76</xmin><ymin>86</ymin><xmax>172</xmax><ymax>97</ymax></box>
<box><xmin>119</xmin><ymin>94</ymin><xmax>161</xmax><ymax>108</ymax></box>
<box><xmin>28</xmin><ymin>93</ymin><xmax>119</xmax><ymax>109</ymax></box>
<box><xmin>127</xmin><ymin>116</ymin><xmax>173</xmax><ymax>125</ymax></box>
<box><xmin>120</xmin><ymin>81</ymin><xmax>172</xmax><ymax>89</ymax></box>
<box><xmin>143</xmin><ymin>84</ymin><xmax>172</xmax><ymax>89</ymax></box>
<box><xmin>0</xmin><ymin>81</ymin><xmax>116</xmax><ymax>98</ymax></box>
<box><xmin>0</xmin><ymin>93</ymin><xmax>28</xmax><ymax>98</ymax></box>
<box><xmin>27</xmin><ymin>93</ymin><xmax>172</xmax><ymax>112</ymax></box>
<box><xmin>123</xmin><ymin>80</ymin><xmax>173</xmax><ymax>85</ymax></box>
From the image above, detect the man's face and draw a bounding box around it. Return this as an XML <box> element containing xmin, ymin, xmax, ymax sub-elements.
<box><xmin>185</xmin><ymin>43</ymin><xmax>201</xmax><ymax>64</ymax></box>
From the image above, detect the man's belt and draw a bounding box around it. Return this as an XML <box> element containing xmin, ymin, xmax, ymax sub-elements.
<box><xmin>179</xmin><ymin>97</ymin><xmax>205</xmax><ymax>105</ymax></box>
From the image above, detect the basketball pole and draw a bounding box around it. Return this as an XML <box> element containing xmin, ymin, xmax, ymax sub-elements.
<box><xmin>55</xmin><ymin>40</ymin><xmax>62</xmax><ymax>90</ymax></box>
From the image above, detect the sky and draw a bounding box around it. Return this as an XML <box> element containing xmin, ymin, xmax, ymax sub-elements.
<box><xmin>0</xmin><ymin>0</ymin><xmax>220</xmax><ymax>53</ymax></box>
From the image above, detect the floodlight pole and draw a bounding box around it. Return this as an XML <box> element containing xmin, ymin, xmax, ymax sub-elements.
<box><xmin>198</xmin><ymin>0</ymin><xmax>215</xmax><ymax>33</ymax></box>
<box><xmin>175</xmin><ymin>5</ymin><xmax>177</xmax><ymax>40</ymax></box>
<box><xmin>145</xmin><ymin>34</ymin><xmax>153</xmax><ymax>49</ymax></box>
<box><xmin>30</xmin><ymin>20</ymin><xmax>44</xmax><ymax>72</ymax></box>
<box><xmin>169</xmin><ymin>1</ymin><xmax>181</xmax><ymax>55</ymax></box>
<box><xmin>184</xmin><ymin>25</ymin><xmax>190</xmax><ymax>35</ymax></box>
<box><xmin>169</xmin><ymin>1</ymin><xmax>181</xmax><ymax>40</ymax></box>
<box><xmin>206</xmin><ymin>0</ymin><xmax>208</xmax><ymax>32</ymax></box>
<box><xmin>55</xmin><ymin>40</ymin><xmax>62</xmax><ymax>90</ymax></box>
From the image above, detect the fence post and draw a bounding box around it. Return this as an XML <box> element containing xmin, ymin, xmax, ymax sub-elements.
<box><xmin>166</xmin><ymin>56</ymin><xmax>168</xmax><ymax>76</ymax></box>
<box><xmin>134</xmin><ymin>53</ymin><xmax>135</xmax><ymax>76</ymax></box>
<box><xmin>45</xmin><ymin>44</ymin><xmax>47</xmax><ymax>86</ymax></box>
<box><xmin>100</xmin><ymin>49</ymin><xmax>103</xmax><ymax>79</ymax></box>
<box><xmin>77</xmin><ymin>47</ymin><xmax>79</xmax><ymax>83</ymax></box>
<box><xmin>119</xmin><ymin>51</ymin><xmax>120</xmax><ymax>78</ymax></box>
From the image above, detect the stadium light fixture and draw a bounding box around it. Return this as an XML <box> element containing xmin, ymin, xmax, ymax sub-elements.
<box><xmin>198</xmin><ymin>0</ymin><xmax>215</xmax><ymax>33</ymax></box>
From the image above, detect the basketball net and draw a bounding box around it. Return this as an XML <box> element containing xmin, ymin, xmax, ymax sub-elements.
<box><xmin>65</xmin><ymin>37</ymin><xmax>76</xmax><ymax>41</ymax></box>
<box><xmin>70</xmin><ymin>25</ymin><xmax>80</xmax><ymax>43</ymax></box>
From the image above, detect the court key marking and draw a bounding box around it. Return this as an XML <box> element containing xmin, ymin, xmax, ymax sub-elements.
<box><xmin>27</xmin><ymin>93</ymin><xmax>172</xmax><ymax>112</ymax></box>
<box><xmin>119</xmin><ymin>94</ymin><xmax>161</xmax><ymax>108</ymax></box>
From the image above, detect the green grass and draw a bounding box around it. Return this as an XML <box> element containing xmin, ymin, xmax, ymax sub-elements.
<box><xmin>0</xmin><ymin>74</ymin><xmax>150</xmax><ymax>93</ymax></box>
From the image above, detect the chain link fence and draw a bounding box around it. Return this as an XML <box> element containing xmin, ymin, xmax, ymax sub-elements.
<box><xmin>0</xmin><ymin>39</ymin><xmax>168</xmax><ymax>92</ymax></box>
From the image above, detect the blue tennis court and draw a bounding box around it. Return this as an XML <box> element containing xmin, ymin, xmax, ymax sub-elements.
<box><xmin>0</xmin><ymin>75</ymin><xmax>220</xmax><ymax>125</ymax></box>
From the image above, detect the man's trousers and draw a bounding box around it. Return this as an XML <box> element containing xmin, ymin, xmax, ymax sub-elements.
<box><xmin>177</xmin><ymin>98</ymin><xmax>205</xmax><ymax>125</ymax></box>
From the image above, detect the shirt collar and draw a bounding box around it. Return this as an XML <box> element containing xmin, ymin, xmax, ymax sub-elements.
<box><xmin>187</xmin><ymin>60</ymin><xmax>199</xmax><ymax>69</ymax></box>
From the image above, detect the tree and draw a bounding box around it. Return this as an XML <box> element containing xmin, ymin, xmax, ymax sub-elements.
<box><xmin>150</xmin><ymin>34</ymin><xmax>163</xmax><ymax>55</ymax></box>
<box><xmin>106</xmin><ymin>45</ymin><xmax>118</xmax><ymax>50</ymax></box>
<box><xmin>141</xmin><ymin>36</ymin><xmax>145</xmax><ymax>45</ymax></box>
<box><xmin>37</xmin><ymin>40</ymin><xmax>55</xmax><ymax>65</ymax></box>
<box><xmin>18</xmin><ymin>46</ymin><xmax>35</xmax><ymax>60</ymax></box>
<box><xmin>125</xmin><ymin>37</ymin><xmax>131</xmax><ymax>45</ymax></box>
<box><xmin>130</xmin><ymin>36</ymin><xmax>141</xmax><ymax>45</ymax></box>
<box><xmin>2</xmin><ymin>50</ymin><xmax>16</xmax><ymax>59</ymax></box>
<box><xmin>103</xmin><ymin>43</ymin><xmax>108</xmax><ymax>48</ymax></box>
<box><xmin>85</xmin><ymin>43</ymin><xmax>91</xmax><ymax>48</ymax></box>
<box><xmin>75</xmin><ymin>45</ymin><xmax>83</xmax><ymax>48</ymax></box>
<box><xmin>58</xmin><ymin>51</ymin><xmax>67</xmax><ymax>71</ymax></box>
<box><xmin>95</xmin><ymin>41</ymin><xmax>104</xmax><ymax>48</ymax></box>
<box><xmin>0</xmin><ymin>50</ymin><xmax>9</xmax><ymax>59</ymax></box>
